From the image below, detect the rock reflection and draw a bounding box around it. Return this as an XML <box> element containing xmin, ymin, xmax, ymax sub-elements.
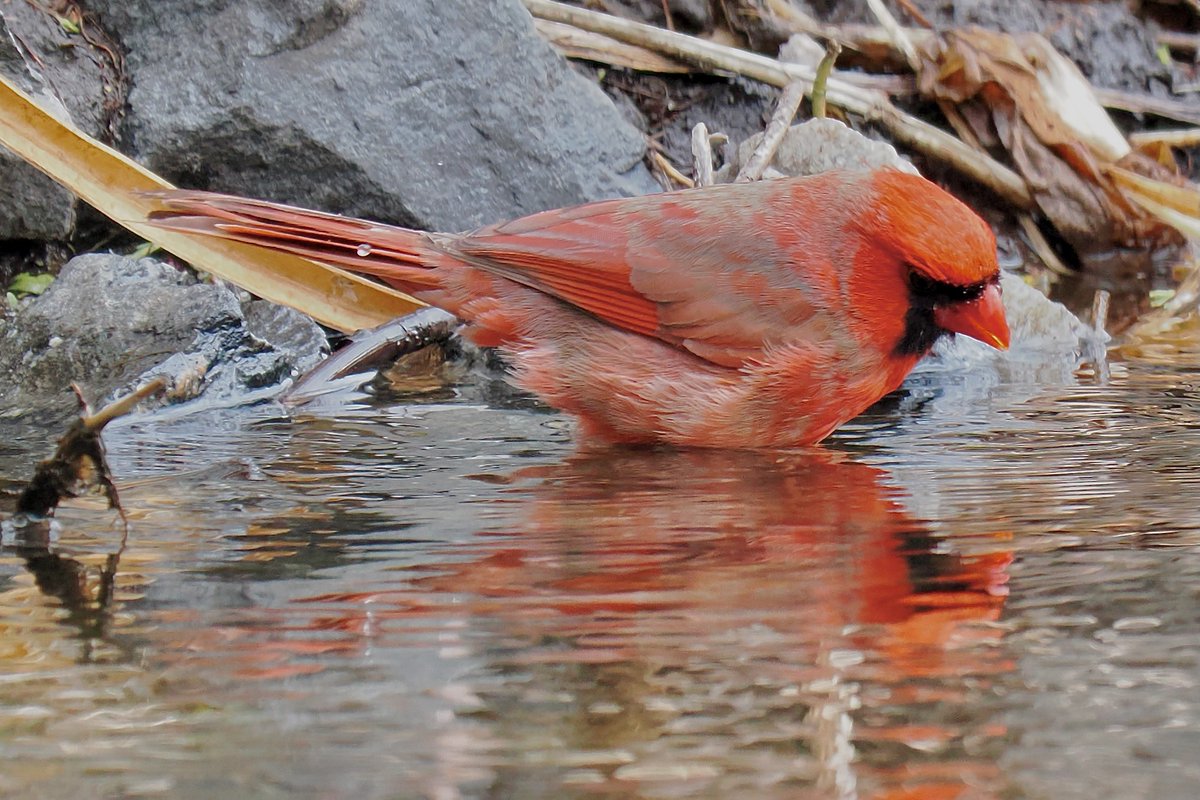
<box><xmin>308</xmin><ymin>449</ymin><xmax>1014</xmax><ymax>799</ymax></box>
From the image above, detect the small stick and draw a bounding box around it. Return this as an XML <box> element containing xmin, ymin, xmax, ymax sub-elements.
<box><xmin>1128</xmin><ymin>128</ymin><xmax>1200</xmax><ymax>149</ymax></box>
<box><xmin>1092</xmin><ymin>289</ymin><xmax>1111</xmax><ymax>335</ymax></box>
<box><xmin>81</xmin><ymin>377</ymin><xmax>166</xmax><ymax>432</ymax></box>
<box><xmin>810</xmin><ymin>41</ymin><xmax>841</xmax><ymax>120</ymax></box>
<box><xmin>691</xmin><ymin>122</ymin><xmax>715</xmax><ymax>188</ymax></box>
<box><xmin>893</xmin><ymin>0</ymin><xmax>933</xmax><ymax>28</ymax></box>
<box><xmin>660</xmin><ymin>0</ymin><xmax>675</xmax><ymax>31</ymax></box>
<box><xmin>1017</xmin><ymin>214</ymin><xmax>1072</xmax><ymax>277</ymax></box>
<box><xmin>652</xmin><ymin>149</ymin><xmax>695</xmax><ymax>188</ymax></box>
<box><xmin>1094</xmin><ymin>87</ymin><xmax>1200</xmax><ymax>127</ymax></box>
<box><xmin>736</xmin><ymin>81</ymin><xmax>807</xmax><ymax>182</ymax></box>
<box><xmin>1158</xmin><ymin>30</ymin><xmax>1200</xmax><ymax>55</ymax></box>
<box><xmin>865</xmin><ymin>0</ymin><xmax>920</xmax><ymax>70</ymax></box>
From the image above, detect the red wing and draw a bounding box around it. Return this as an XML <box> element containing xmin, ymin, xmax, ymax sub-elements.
<box><xmin>457</xmin><ymin>179</ymin><xmax>837</xmax><ymax>368</ymax></box>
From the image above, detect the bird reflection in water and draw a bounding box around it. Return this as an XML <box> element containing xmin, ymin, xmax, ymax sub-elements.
<box><xmin>3</xmin><ymin>440</ymin><xmax>1014</xmax><ymax>797</ymax></box>
<box><xmin>305</xmin><ymin>448</ymin><xmax>1014</xmax><ymax>799</ymax></box>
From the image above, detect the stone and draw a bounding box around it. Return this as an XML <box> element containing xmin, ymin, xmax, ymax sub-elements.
<box><xmin>0</xmin><ymin>4</ymin><xmax>95</xmax><ymax>240</ymax></box>
<box><xmin>716</xmin><ymin>117</ymin><xmax>919</xmax><ymax>181</ymax></box>
<box><xmin>0</xmin><ymin>254</ymin><xmax>328</xmax><ymax>419</ymax></box>
<box><xmin>86</xmin><ymin>0</ymin><xmax>657</xmax><ymax>232</ymax></box>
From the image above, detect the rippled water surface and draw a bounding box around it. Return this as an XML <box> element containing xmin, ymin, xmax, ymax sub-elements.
<box><xmin>2</xmin><ymin>350</ymin><xmax>1200</xmax><ymax>799</ymax></box>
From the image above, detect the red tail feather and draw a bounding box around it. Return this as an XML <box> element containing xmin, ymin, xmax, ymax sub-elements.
<box><xmin>146</xmin><ymin>190</ymin><xmax>455</xmax><ymax>288</ymax></box>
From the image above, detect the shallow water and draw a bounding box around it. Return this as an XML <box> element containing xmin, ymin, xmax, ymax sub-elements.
<box><xmin>1</xmin><ymin>348</ymin><xmax>1200</xmax><ymax>799</ymax></box>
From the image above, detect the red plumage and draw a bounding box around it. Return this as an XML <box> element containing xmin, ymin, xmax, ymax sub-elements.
<box><xmin>149</xmin><ymin>169</ymin><xmax>1009</xmax><ymax>448</ymax></box>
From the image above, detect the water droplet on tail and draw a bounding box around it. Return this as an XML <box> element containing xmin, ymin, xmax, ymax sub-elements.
<box><xmin>356</xmin><ymin>243</ymin><xmax>372</xmax><ymax>257</ymax></box>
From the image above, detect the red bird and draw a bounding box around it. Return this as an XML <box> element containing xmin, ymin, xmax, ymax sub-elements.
<box><xmin>149</xmin><ymin>169</ymin><xmax>1009</xmax><ymax>448</ymax></box>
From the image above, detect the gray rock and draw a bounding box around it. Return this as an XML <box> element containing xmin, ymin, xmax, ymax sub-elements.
<box><xmin>716</xmin><ymin>117</ymin><xmax>918</xmax><ymax>181</ymax></box>
<box><xmin>0</xmin><ymin>254</ymin><xmax>328</xmax><ymax>419</ymax></box>
<box><xmin>0</xmin><ymin>4</ymin><xmax>90</xmax><ymax>239</ymax></box>
<box><xmin>87</xmin><ymin>0</ymin><xmax>656</xmax><ymax>232</ymax></box>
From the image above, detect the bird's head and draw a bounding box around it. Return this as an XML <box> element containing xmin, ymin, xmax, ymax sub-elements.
<box><xmin>866</xmin><ymin>170</ymin><xmax>1010</xmax><ymax>356</ymax></box>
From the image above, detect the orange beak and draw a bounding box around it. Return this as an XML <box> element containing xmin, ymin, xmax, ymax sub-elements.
<box><xmin>933</xmin><ymin>282</ymin><xmax>1010</xmax><ymax>350</ymax></box>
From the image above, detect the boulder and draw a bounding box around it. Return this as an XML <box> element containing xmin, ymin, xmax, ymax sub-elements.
<box><xmin>0</xmin><ymin>2</ymin><xmax>119</xmax><ymax>240</ymax></box>
<box><xmin>86</xmin><ymin>0</ymin><xmax>657</xmax><ymax>232</ymax></box>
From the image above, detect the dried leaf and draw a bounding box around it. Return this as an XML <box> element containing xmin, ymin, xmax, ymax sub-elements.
<box><xmin>917</xmin><ymin>27</ymin><xmax>1173</xmax><ymax>250</ymax></box>
<box><xmin>0</xmin><ymin>73</ymin><xmax>420</xmax><ymax>333</ymax></box>
<box><xmin>921</xmin><ymin>28</ymin><xmax>1127</xmax><ymax>160</ymax></box>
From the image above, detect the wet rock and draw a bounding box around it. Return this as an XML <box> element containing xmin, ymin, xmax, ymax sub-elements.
<box><xmin>921</xmin><ymin>271</ymin><xmax>1107</xmax><ymax>384</ymax></box>
<box><xmin>242</xmin><ymin>300</ymin><xmax>330</xmax><ymax>371</ymax></box>
<box><xmin>85</xmin><ymin>0</ymin><xmax>656</xmax><ymax>232</ymax></box>
<box><xmin>0</xmin><ymin>254</ymin><xmax>328</xmax><ymax>419</ymax></box>
<box><xmin>0</xmin><ymin>3</ymin><xmax>119</xmax><ymax>240</ymax></box>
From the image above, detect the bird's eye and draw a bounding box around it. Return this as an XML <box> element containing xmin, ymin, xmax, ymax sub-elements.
<box><xmin>907</xmin><ymin>270</ymin><xmax>938</xmax><ymax>297</ymax></box>
<box><xmin>907</xmin><ymin>267</ymin><xmax>988</xmax><ymax>305</ymax></box>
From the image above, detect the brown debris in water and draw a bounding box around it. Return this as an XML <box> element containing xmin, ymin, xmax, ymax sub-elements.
<box><xmin>16</xmin><ymin>379</ymin><xmax>164</xmax><ymax>519</ymax></box>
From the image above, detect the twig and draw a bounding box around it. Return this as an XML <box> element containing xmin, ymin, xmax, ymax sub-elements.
<box><xmin>810</xmin><ymin>40</ymin><xmax>841</xmax><ymax>120</ymax></box>
<box><xmin>893</xmin><ymin>0</ymin><xmax>933</xmax><ymax>28</ymax></box>
<box><xmin>1095</xmin><ymin>87</ymin><xmax>1200</xmax><ymax>127</ymax></box>
<box><xmin>533</xmin><ymin>19</ymin><xmax>689</xmax><ymax>73</ymax></box>
<box><xmin>82</xmin><ymin>377</ymin><xmax>166</xmax><ymax>432</ymax></box>
<box><xmin>521</xmin><ymin>0</ymin><xmax>1034</xmax><ymax>209</ymax></box>
<box><xmin>1129</xmin><ymin>128</ymin><xmax>1200</xmax><ymax>149</ymax></box>
<box><xmin>691</xmin><ymin>122</ymin><xmax>715</xmax><ymax>188</ymax></box>
<box><xmin>865</xmin><ymin>0</ymin><xmax>920</xmax><ymax>70</ymax></box>
<box><xmin>737</xmin><ymin>81</ymin><xmax>807</xmax><ymax>182</ymax></box>
<box><xmin>653</xmin><ymin>148</ymin><xmax>695</xmax><ymax>187</ymax></box>
<box><xmin>660</xmin><ymin>0</ymin><xmax>675</xmax><ymax>31</ymax></box>
<box><xmin>1091</xmin><ymin>289</ymin><xmax>1110</xmax><ymax>335</ymax></box>
<box><xmin>1017</xmin><ymin>214</ymin><xmax>1072</xmax><ymax>277</ymax></box>
<box><xmin>1158</xmin><ymin>30</ymin><xmax>1200</xmax><ymax>56</ymax></box>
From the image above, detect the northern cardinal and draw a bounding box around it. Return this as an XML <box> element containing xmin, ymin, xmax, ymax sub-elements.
<box><xmin>149</xmin><ymin>169</ymin><xmax>1009</xmax><ymax>448</ymax></box>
